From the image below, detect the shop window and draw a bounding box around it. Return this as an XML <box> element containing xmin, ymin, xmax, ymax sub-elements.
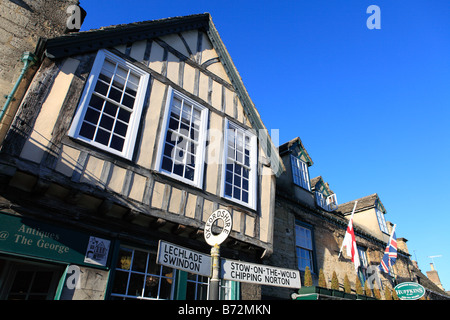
<box><xmin>110</xmin><ymin>247</ymin><xmax>175</xmax><ymax>300</ymax></box>
<box><xmin>0</xmin><ymin>259</ymin><xmax>61</xmax><ymax>300</ymax></box>
<box><xmin>176</xmin><ymin>271</ymin><xmax>240</xmax><ymax>300</ymax></box>
<box><xmin>186</xmin><ymin>273</ymin><xmax>209</xmax><ymax>300</ymax></box>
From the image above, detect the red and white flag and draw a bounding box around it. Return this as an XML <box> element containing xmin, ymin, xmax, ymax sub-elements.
<box><xmin>339</xmin><ymin>201</ymin><xmax>360</xmax><ymax>272</ymax></box>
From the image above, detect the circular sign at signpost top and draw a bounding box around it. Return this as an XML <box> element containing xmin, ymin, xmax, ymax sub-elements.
<box><xmin>204</xmin><ymin>209</ymin><xmax>232</xmax><ymax>246</ymax></box>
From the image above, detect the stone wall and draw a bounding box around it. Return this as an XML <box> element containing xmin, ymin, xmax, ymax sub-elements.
<box><xmin>262</xmin><ymin>192</ymin><xmax>415</xmax><ymax>300</ymax></box>
<box><xmin>0</xmin><ymin>0</ymin><xmax>81</xmax><ymax>140</ymax></box>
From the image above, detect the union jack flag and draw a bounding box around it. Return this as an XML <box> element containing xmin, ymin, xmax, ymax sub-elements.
<box><xmin>379</xmin><ymin>224</ymin><xmax>397</xmax><ymax>275</ymax></box>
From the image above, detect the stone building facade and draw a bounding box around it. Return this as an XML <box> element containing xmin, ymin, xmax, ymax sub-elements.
<box><xmin>0</xmin><ymin>0</ymin><xmax>85</xmax><ymax>142</ymax></box>
<box><xmin>262</xmin><ymin>137</ymin><xmax>445</xmax><ymax>300</ymax></box>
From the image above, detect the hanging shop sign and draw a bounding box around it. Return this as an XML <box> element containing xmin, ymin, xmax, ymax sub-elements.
<box><xmin>221</xmin><ymin>258</ymin><xmax>301</xmax><ymax>289</ymax></box>
<box><xmin>156</xmin><ymin>240</ymin><xmax>211</xmax><ymax>277</ymax></box>
<box><xmin>0</xmin><ymin>212</ymin><xmax>111</xmax><ymax>268</ymax></box>
<box><xmin>394</xmin><ymin>282</ymin><xmax>425</xmax><ymax>300</ymax></box>
<box><xmin>203</xmin><ymin>209</ymin><xmax>232</xmax><ymax>246</ymax></box>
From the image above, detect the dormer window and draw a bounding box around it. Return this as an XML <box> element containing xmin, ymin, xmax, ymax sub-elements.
<box><xmin>315</xmin><ymin>191</ymin><xmax>338</xmax><ymax>212</ymax></box>
<box><xmin>376</xmin><ymin>207</ymin><xmax>389</xmax><ymax>234</ymax></box>
<box><xmin>291</xmin><ymin>155</ymin><xmax>310</xmax><ymax>191</ymax></box>
<box><xmin>326</xmin><ymin>193</ymin><xmax>338</xmax><ymax>211</ymax></box>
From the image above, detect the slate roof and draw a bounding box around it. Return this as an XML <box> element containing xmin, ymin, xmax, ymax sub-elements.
<box><xmin>41</xmin><ymin>13</ymin><xmax>285</xmax><ymax>176</ymax></box>
<box><xmin>44</xmin><ymin>13</ymin><xmax>211</xmax><ymax>59</ymax></box>
<box><xmin>310</xmin><ymin>176</ymin><xmax>334</xmax><ymax>196</ymax></box>
<box><xmin>336</xmin><ymin>193</ymin><xmax>386</xmax><ymax>215</ymax></box>
<box><xmin>278</xmin><ymin>137</ymin><xmax>313</xmax><ymax>166</ymax></box>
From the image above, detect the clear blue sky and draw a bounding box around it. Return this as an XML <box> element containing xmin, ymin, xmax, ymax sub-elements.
<box><xmin>79</xmin><ymin>0</ymin><xmax>450</xmax><ymax>291</ymax></box>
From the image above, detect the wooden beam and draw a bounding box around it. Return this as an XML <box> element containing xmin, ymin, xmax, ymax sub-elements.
<box><xmin>32</xmin><ymin>178</ymin><xmax>50</xmax><ymax>196</ymax></box>
<box><xmin>123</xmin><ymin>209</ymin><xmax>139</xmax><ymax>222</ymax></box>
<box><xmin>171</xmin><ymin>224</ymin><xmax>186</xmax><ymax>235</ymax></box>
<box><xmin>97</xmin><ymin>199</ymin><xmax>113</xmax><ymax>215</ymax></box>
<box><xmin>150</xmin><ymin>217</ymin><xmax>166</xmax><ymax>229</ymax></box>
<box><xmin>189</xmin><ymin>229</ymin><xmax>203</xmax><ymax>239</ymax></box>
<box><xmin>65</xmin><ymin>188</ymin><xmax>83</xmax><ymax>204</ymax></box>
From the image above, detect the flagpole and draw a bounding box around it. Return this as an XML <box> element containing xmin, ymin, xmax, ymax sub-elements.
<box><xmin>338</xmin><ymin>201</ymin><xmax>358</xmax><ymax>259</ymax></box>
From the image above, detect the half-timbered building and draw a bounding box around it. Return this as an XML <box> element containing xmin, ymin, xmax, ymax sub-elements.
<box><xmin>0</xmin><ymin>13</ymin><xmax>283</xmax><ymax>300</ymax></box>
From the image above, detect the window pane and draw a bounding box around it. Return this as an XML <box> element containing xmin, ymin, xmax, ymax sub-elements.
<box><xmin>122</xmin><ymin>94</ymin><xmax>135</xmax><ymax>109</ymax></box>
<box><xmin>144</xmin><ymin>275</ymin><xmax>160</xmax><ymax>298</ymax></box>
<box><xmin>89</xmin><ymin>94</ymin><xmax>104</xmax><ymax>110</ymax></box>
<box><xmin>111</xmin><ymin>270</ymin><xmax>128</xmax><ymax>294</ymax></box>
<box><xmin>147</xmin><ymin>253</ymin><xmax>159</xmax><ymax>275</ymax></box>
<box><xmin>117</xmin><ymin>248</ymin><xmax>132</xmax><ymax>270</ymax></box>
<box><xmin>225</xmin><ymin>170</ymin><xmax>233</xmax><ymax>184</ymax></box>
<box><xmin>99</xmin><ymin>114</ymin><xmax>114</xmax><ymax>131</ymax></box>
<box><xmin>94</xmin><ymin>81</ymin><xmax>109</xmax><ymax>96</ymax></box>
<box><xmin>128</xmin><ymin>273</ymin><xmax>144</xmax><ymax>297</ymax></box>
<box><xmin>158</xmin><ymin>277</ymin><xmax>173</xmax><ymax>300</ymax></box>
<box><xmin>79</xmin><ymin>122</ymin><xmax>95</xmax><ymax>139</ymax></box>
<box><xmin>85</xmin><ymin>108</ymin><xmax>100</xmax><ymax>124</ymax></box>
<box><xmin>95</xmin><ymin>128</ymin><xmax>110</xmax><ymax>145</ymax></box>
<box><xmin>225</xmin><ymin>183</ymin><xmax>232</xmax><ymax>197</ymax></box>
<box><xmin>242</xmin><ymin>190</ymin><xmax>248</xmax><ymax>203</ymax></box>
<box><xmin>161</xmin><ymin>156</ymin><xmax>173</xmax><ymax>172</ymax></box>
<box><xmin>110</xmin><ymin>135</ymin><xmax>125</xmax><ymax>151</ymax></box>
<box><xmin>132</xmin><ymin>250</ymin><xmax>147</xmax><ymax>273</ymax></box>
<box><xmin>118</xmin><ymin>109</ymin><xmax>131</xmax><ymax>122</ymax></box>
<box><xmin>104</xmin><ymin>102</ymin><xmax>118</xmax><ymax>116</ymax></box>
<box><xmin>114</xmin><ymin>121</ymin><xmax>128</xmax><ymax>137</ymax></box>
<box><xmin>108</xmin><ymin>86</ymin><xmax>122</xmax><ymax>103</ymax></box>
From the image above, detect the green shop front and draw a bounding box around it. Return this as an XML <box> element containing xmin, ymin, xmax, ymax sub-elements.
<box><xmin>0</xmin><ymin>211</ymin><xmax>112</xmax><ymax>299</ymax></box>
<box><xmin>0</xmin><ymin>212</ymin><xmax>241</xmax><ymax>300</ymax></box>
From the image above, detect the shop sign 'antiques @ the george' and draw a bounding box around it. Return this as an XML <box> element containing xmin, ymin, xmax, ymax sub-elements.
<box><xmin>394</xmin><ymin>282</ymin><xmax>426</xmax><ymax>300</ymax></box>
<box><xmin>0</xmin><ymin>212</ymin><xmax>111</xmax><ymax>268</ymax></box>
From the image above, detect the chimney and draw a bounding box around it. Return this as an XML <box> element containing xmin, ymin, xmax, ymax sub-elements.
<box><xmin>397</xmin><ymin>237</ymin><xmax>409</xmax><ymax>255</ymax></box>
<box><xmin>426</xmin><ymin>264</ymin><xmax>445</xmax><ymax>291</ymax></box>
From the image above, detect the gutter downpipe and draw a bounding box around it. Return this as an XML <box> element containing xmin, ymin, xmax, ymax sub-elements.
<box><xmin>0</xmin><ymin>51</ymin><xmax>38</xmax><ymax>123</ymax></box>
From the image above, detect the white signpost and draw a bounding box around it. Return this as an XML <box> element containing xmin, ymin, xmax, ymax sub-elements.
<box><xmin>156</xmin><ymin>209</ymin><xmax>302</xmax><ymax>300</ymax></box>
<box><xmin>156</xmin><ymin>240</ymin><xmax>211</xmax><ymax>277</ymax></box>
<box><xmin>203</xmin><ymin>209</ymin><xmax>233</xmax><ymax>300</ymax></box>
<box><xmin>221</xmin><ymin>258</ymin><xmax>301</xmax><ymax>289</ymax></box>
<box><xmin>203</xmin><ymin>209</ymin><xmax>233</xmax><ymax>247</ymax></box>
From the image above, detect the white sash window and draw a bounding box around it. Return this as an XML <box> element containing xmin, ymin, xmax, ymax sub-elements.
<box><xmin>69</xmin><ymin>50</ymin><xmax>149</xmax><ymax>160</ymax></box>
